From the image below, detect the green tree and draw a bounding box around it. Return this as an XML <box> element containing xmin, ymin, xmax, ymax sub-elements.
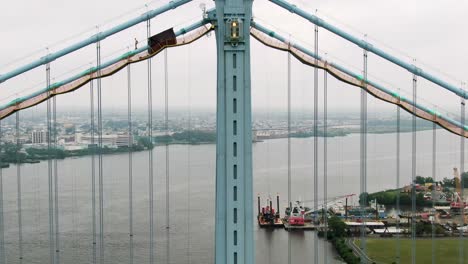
<box><xmin>414</xmin><ymin>176</ymin><xmax>426</xmax><ymax>184</ymax></box>
<box><xmin>442</xmin><ymin>177</ymin><xmax>455</xmax><ymax>187</ymax></box>
<box><xmin>424</xmin><ymin>177</ymin><xmax>434</xmax><ymax>183</ymax></box>
<box><xmin>172</xmin><ymin>130</ymin><xmax>216</xmax><ymax>143</ymax></box>
<box><xmin>461</xmin><ymin>172</ymin><xmax>468</xmax><ymax>188</ymax></box>
<box><xmin>380</xmin><ymin>191</ymin><xmax>395</xmax><ymax>205</ymax></box>
<box><xmin>400</xmin><ymin>193</ymin><xmax>411</xmax><ymax>205</ymax></box>
<box><xmin>416</xmin><ymin>193</ymin><xmax>425</xmax><ymax>206</ymax></box>
<box><xmin>137</xmin><ymin>137</ymin><xmax>153</xmax><ymax>149</ymax></box>
<box><xmin>54</xmin><ymin>149</ymin><xmax>66</xmax><ymax>159</ymax></box>
<box><xmin>328</xmin><ymin>216</ymin><xmax>346</xmax><ymax>238</ymax></box>
<box><xmin>415</xmin><ymin>221</ymin><xmax>425</xmax><ymax>235</ymax></box>
<box><xmin>359</xmin><ymin>192</ymin><xmax>369</xmax><ymax>206</ymax></box>
<box><xmin>154</xmin><ymin>135</ymin><xmax>172</xmax><ymax>144</ymax></box>
<box><xmin>435</xmin><ymin>225</ymin><xmax>446</xmax><ymax>235</ymax></box>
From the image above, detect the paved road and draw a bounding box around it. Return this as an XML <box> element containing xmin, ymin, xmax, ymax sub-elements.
<box><xmin>345</xmin><ymin>238</ymin><xmax>376</xmax><ymax>264</ymax></box>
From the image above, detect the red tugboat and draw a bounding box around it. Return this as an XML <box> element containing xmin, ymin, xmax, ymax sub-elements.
<box><xmin>257</xmin><ymin>195</ymin><xmax>283</xmax><ymax>228</ymax></box>
<box><xmin>284</xmin><ymin>201</ymin><xmax>306</xmax><ymax>226</ymax></box>
<box><xmin>450</xmin><ymin>168</ymin><xmax>468</xmax><ymax>214</ymax></box>
<box><xmin>450</xmin><ymin>192</ymin><xmax>468</xmax><ymax>213</ymax></box>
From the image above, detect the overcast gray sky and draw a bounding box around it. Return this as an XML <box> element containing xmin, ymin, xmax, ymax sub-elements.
<box><xmin>0</xmin><ymin>0</ymin><xmax>467</xmax><ymax>117</ymax></box>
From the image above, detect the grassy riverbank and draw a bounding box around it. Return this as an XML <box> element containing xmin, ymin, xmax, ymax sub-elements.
<box><xmin>356</xmin><ymin>238</ymin><xmax>468</xmax><ymax>264</ymax></box>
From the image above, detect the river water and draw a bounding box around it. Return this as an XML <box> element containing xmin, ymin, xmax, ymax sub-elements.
<box><xmin>0</xmin><ymin>129</ymin><xmax>463</xmax><ymax>263</ymax></box>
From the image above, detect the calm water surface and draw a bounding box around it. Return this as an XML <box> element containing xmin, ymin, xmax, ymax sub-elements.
<box><xmin>1</xmin><ymin>129</ymin><xmax>462</xmax><ymax>263</ymax></box>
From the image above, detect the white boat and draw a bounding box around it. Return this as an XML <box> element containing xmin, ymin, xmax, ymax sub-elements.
<box><xmin>330</xmin><ymin>201</ymin><xmax>346</xmax><ymax>216</ymax></box>
<box><xmin>374</xmin><ymin>227</ymin><xmax>405</xmax><ymax>234</ymax></box>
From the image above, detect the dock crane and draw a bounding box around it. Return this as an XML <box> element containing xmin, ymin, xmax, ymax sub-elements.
<box><xmin>284</xmin><ymin>194</ymin><xmax>356</xmax><ymax>226</ymax></box>
<box><xmin>450</xmin><ymin>168</ymin><xmax>467</xmax><ymax>211</ymax></box>
<box><xmin>450</xmin><ymin>168</ymin><xmax>467</xmax><ymax>225</ymax></box>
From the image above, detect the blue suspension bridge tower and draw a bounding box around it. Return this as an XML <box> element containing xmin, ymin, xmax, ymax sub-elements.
<box><xmin>212</xmin><ymin>1</ymin><xmax>254</xmax><ymax>263</ymax></box>
<box><xmin>0</xmin><ymin>0</ymin><xmax>467</xmax><ymax>263</ymax></box>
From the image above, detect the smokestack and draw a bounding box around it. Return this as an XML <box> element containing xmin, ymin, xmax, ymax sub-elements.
<box><xmin>345</xmin><ymin>197</ymin><xmax>348</xmax><ymax>219</ymax></box>
<box><xmin>277</xmin><ymin>195</ymin><xmax>280</xmax><ymax>216</ymax></box>
<box><xmin>257</xmin><ymin>196</ymin><xmax>261</xmax><ymax>216</ymax></box>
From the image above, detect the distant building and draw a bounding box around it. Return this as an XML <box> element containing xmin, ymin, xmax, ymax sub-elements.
<box><xmin>62</xmin><ymin>135</ymin><xmax>75</xmax><ymax>143</ymax></box>
<box><xmin>116</xmin><ymin>134</ymin><xmax>134</xmax><ymax>148</ymax></box>
<box><xmin>62</xmin><ymin>145</ymin><xmax>86</xmax><ymax>151</ymax></box>
<box><xmin>63</xmin><ymin>123</ymin><xmax>76</xmax><ymax>134</ymax></box>
<box><xmin>76</xmin><ymin>133</ymin><xmax>134</xmax><ymax>148</ymax></box>
<box><xmin>31</xmin><ymin>130</ymin><xmax>49</xmax><ymax>144</ymax></box>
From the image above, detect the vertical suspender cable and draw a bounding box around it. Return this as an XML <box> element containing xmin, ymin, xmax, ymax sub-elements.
<box><xmin>360</xmin><ymin>48</ymin><xmax>368</xmax><ymax>260</ymax></box>
<box><xmin>147</xmin><ymin>18</ymin><xmax>155</xmax><ymax>264</ymax></box>
<box><xmin>96</xmin><ymin>39</ymin><xmax>104</xmax><ymax>264</ymax></box>
<box><xmin>53</xmin><ymin>95</ymin><xmax>60</xmax><ymax>264</ymax></box>
<box><xmin>71</xmin><ymin>148</ymin><xmax>77</xmax><ymax>262</ymax></box>
<box><xmin>313</xmin><ymin>24</ymin><xmax>319</xmax><ymax>264</ymax></box>
<box><xmin>14</xmin><ymin>112</ymin><xmax>23</xmax><ymax>263</ymax></box>
<box><xmin>187</xmin><ymin>45</ymin><xmax>191</xmax><ymax>264</ymax></box>
<box><xmin>431</xmin><ymin>117</ymin><xmax>436</xmax><ymax>264</ymax></box>
<box><xmin>459</xmin><ymin>97</ymin><xmax>465</xmax><ymax>264</ymax></box>
<box><xmin>164</xmin><ymin>47</ymin><xmax>170</xmax><ymax>264</ymax></box>
<box><xmin>396</xmin><ymin>101</ymin><xmax>401</xmax><ymax>264</ymax></box>
<box><xmin>127</xmin><ymin>64</ymin><xmax>134</xmax><ymax>264</ymax></box>
<box><xmin>411</xmin><ymin>73</ymin><xmax>417</xmax><ymax>264</ymax></box>
<box><xmin>0</xmin><ymin>120</ymin><xmax>4</xmax><ymax>264</ymax></box>
<box><xmin>323</xmin><ymin>69</ymin><xmax>328</xmax><ymax>264</ymax></box>
<box><xmin>16</xmin><ymin>112</ymin><xmax>23</xmax><ymax>264</ymax></box>
<box><xmin>32</xmin><ymin>108</ymin><xmax>40</xmax><ymax>236</ymax></box>
<box><xmin>46</xmin><ymin>63</ymin><xmax>55</xmax><ymax>264</ymax></box>
<box><xmin>31</xmin><ymin>112</ymin><xmax>39</xmax><ymax>235</ymax></box>
<box><xmin>287</xmin><ymin>49</ymin><xmax>292</xmax><ymax>264</ymax></box>
<box><xmin>90</xmin><ymin>79</ymin><xmax>97</xmax><ymax>264</ymax></box>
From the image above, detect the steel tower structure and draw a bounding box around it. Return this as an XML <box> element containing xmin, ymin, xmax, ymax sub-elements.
<box><xmin>213</xmin><ymin>1</ymin><xmax>254</xmax><ymax>263</ymax></box>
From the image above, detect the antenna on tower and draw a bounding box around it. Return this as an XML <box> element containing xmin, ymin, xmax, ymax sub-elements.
<box><xmin>199</xmin><ymin>3</ymin><xmax>207</xmax><ymax>19</ymax></box>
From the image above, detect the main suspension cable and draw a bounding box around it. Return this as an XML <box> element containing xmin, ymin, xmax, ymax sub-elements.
<box><xmin>313</xmin><ymin>24</ymin><xmax>319</xmax><ymax>264</ymax></box>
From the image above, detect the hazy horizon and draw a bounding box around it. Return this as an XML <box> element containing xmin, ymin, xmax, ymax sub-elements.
<box><xmin>0</xmin><ymin>0</ymin><xmax>467</xmax><ymax>120</ymax></box>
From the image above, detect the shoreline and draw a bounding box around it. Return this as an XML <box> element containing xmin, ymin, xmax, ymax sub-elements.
<box><xmin>1</xmin><ymin>127</ymin><xmax>438</xmax><ymax>166</ymax></box>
